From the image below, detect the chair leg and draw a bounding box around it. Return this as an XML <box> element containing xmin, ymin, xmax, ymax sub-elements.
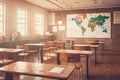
<box><xmin>80</xmin><ymin>66</ymin><xmax>83</xmax><ymax>80</ymax></box>
<box><xmin>77</xmin><ymin>66</ymin><xmax>84</xmax><ymax>80</ymax></box>
<box><xmin>24</xmin><ymin>55</ymin><xmax>27</xmax><ymax>61</ymax></box>
<box><xmin>78</xmin><ymin>68</ymin><xmax>80</xmax><ymax>80</ymax></box>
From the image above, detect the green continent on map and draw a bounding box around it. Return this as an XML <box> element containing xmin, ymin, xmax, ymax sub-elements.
<box><xmin>88</xmin><ymin>15</ymin><xmax>109</xmax><ymax>32</ymax></box>
<box><xmin>81</xmin><ymin>26</ymin><xmax>86</xmax><ymax>35</ymax></box>
<box><xmin>88</xmin><ymin>21</ymin><xmax>96</xmax><ymax>32</ymax></box>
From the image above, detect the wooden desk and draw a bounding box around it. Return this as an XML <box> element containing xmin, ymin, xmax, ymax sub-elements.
<box><xmin>74</xmin><ymin>44</ymin><xmax>99</xmax><ymax>64</ymax></box>
<box><xmin>0</xmin><ymin>48</ymin><xmax>24</xmax><ymax>53</ymax></box>
<box><xmin>0</xmin><ymin>48</ymin><xmax>24</xmax><ymax>61</ymax></box>
<box><xmin>0</xmin><ymin>61</ymin><xmax>75</xmax><ymax>80</ymax></box>
<box><xmin>55</xmin><ymin>49</ymin><xmax>93</xmax><ymax>80</ymax></box>
<box><xmin>25</xmin><ymin>43</ymin><xmax>45</xmax><ymax>47</ymax></box>
<box><xmin>24</xmin><ymin>43</ymin><xmax>45</xmax><ymax>63</ymax></box>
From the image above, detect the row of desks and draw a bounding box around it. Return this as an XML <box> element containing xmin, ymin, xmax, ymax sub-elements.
<box><xmin>0</xmin><ymin>40</ymin><xmax>103</xmax><ymax>80</ymax></box>
<box><xmin>0</xmin><ymin>49</ymin><xmax>93</xmax><ymax>80</ymax></box>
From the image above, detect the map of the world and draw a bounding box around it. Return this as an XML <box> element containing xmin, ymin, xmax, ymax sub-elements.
<box><xmin>66</xmin><ymin>13</ymin><xmax>111</xmax><ymax>38</ymax></box>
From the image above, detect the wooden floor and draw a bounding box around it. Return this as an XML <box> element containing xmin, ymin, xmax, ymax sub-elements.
<box><xmin>1</xmin><ymin>49</ymin><xmax>120</xmax><ymax>80</ymax></box>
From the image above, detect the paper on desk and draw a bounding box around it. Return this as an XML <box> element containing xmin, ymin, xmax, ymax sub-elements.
<box><xmin>49</xmin><ymin>67</ymin><xmax>64</xmax><ymax>73</ymax></box>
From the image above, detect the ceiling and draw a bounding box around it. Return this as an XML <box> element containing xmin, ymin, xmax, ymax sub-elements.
<box><xmin>24</xmin><ymin>0</ymin><xmax>120</xmax><ymax>11</ymax></box>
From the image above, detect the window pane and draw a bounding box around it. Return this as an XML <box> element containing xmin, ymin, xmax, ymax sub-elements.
<box><xmin>17</xmin><ymin>8</ymin><xmax>27</xmax><ymax>36</ymax></box>
<box><xmin>0</xmin><ymin>3</ymin><xmax>4</xmax><ymax>36</ymax></box>
<box><xmin>0</xmin><ymin>11</ymin><xmax>3</xmax><ymax>15</ymax></box>
<box><xmin>35</xmin><ymin>13</ymin><xmax>43</xmax><ymax>35</ymax></box>
<box><xmin>0</xmin><ymin>16</ymin><xmax>3</xmax><ymax>21</ymax></box>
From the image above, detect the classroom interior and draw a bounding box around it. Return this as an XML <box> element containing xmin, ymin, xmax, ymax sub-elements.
<box><xmin>0</xmin><ymin>0</ymin><xmax>120</xmax><ymax>80</ymax></box>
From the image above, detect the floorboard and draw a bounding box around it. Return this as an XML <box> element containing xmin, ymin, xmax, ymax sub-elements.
<box><xmin>0</xmin><ymin>49</ymin><xmax>120</xmax><ymax>80</ymax></box>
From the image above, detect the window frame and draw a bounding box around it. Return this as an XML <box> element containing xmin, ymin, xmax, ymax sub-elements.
<box><xmin>0</xmin><ymin>3</ymin><xmax>5</xmax><ymax>36</ymax></box>
<box><xmin>17</xmin><ymin>8</ymin><xmax>27</xmax><ymax>36</ymax></box>
<box><xmin>35</xmin><ymin>13</ymin><xmax>44</xmax><ymax>36</ymax></box>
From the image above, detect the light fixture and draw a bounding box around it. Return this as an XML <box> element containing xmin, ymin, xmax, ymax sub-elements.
<box><xmin>92</xmin><ymin>0</ymin><xmax>105</xmax><ymax>4</ymax></box>
<box><xmin>46</xmin><ymin>0</ymin><xmax>63</xmax><ymax>9</ymax></box>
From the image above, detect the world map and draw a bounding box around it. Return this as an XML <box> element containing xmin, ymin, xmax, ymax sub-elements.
<box><xmin>67</xmin><ymin>13</ymin><xmax>111</xmax><ymax>38</ymax></box>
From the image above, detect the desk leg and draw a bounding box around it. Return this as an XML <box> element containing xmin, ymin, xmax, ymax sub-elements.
<box><xmin>40</xmin><ymin>47</ymin><xmax>43</xmax><ymax>63</ymax></box>
<box><xmin>63</xmin><ymin>43</ymin><xmax>65</xmax><ymax>49</ymax></box>
<box><xmin>86</xmin><ymin>55</ymin><xmax>89</xmax><ymax>80</ymax></box>
<box><xmin>71</xmin><ymin>41</ymin><xmax>74</xmax><ymax>50</ymax></box>
<box><xmin>5</xmin><ymin>73</ymin><xmax>13</xmax><ymax>80</ymax></box>
<box><xmin>93</xmin><ymin>48</ymin><xmax>97</xmax><ymax>64</ymax></box>
<box><xmin>101</xmin><ymin>44</ymin><xmax>104</xmax><ymax>55</ymax></box>
<box><xmin>57</xmin><ymin>53</ymin><xmax>61</xmax><ymax>65</ymax></box>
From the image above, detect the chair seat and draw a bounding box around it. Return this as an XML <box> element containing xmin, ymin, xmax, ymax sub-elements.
<box><xmin>18</xmin><ymin>53</ymin><xmax>29</xmax><ymax>56</ymax></box>
<box><xmin>49</xmin><ymin>47</ymin><xmax>57</xmax><ymax>50</ymax></box>
<box><xmin>0</xmin><ymin>59</ymin><xmax>13</xmax><ymax>65</ymax></box>
<box><xmin>0</xmin><ymin>77</ymin><xmax>4</xmax><ymax>80</ymax></box>
<box><xmin>26</xmin><ymin>50</ymin><xmax>37</xmax><ymax>53</ymax></box>
<box><xmin>43</xmin><ymin>47</ymin><xmax>50</xmax><ymax>51</ymax></box>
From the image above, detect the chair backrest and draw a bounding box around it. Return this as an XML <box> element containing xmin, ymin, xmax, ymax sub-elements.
<box><xmin>85</xmin><ymin>40</ymin><xmax>99</xmax><ymax>45</ymax></box>
<box><xmin>68</xmin><ymin>46</ymin><xmax>90</xmax><ymax>66</ymax></box>
<box><xmin>16</xmin><ymin>45</ymin><xmax>27</xmax><ymax>52</ymax></box>
<box><xmin>46</xmin><ymin>41</ymin><xmax>57</xmax><ymax>47</ymax></box>
<box><xmin>16</xmin><ymin>45</ymin><xmax>24</xmax><ymax>49</ymax></box>
<box><xmin>74</xmin><ymin>46</ymin><xmax>91</xmax><ymax>50</ymax></box>
<box><xmin>0</xmin><ymin>52</ymin><xmax>8</xmax><ymax>64</ymax></box>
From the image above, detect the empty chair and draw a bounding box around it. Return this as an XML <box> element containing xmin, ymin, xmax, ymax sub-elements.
<box><xmin>24</xmin><ymin>45</ymin><xmax>38</xmax><ymax>62</ymax></box>
<box><xmin>74</xmin><ymin>45</ymin><xmax>91</xmax><ymax>60</ymax></box>
<box><xmin>85</xmin><ymin>40</ymin><xmax>99</xmax><ymax>45</ymax></box>
<box><xmin>68</xmin><ymin>45</ymin><xmax>91</xmax><ymax>80</ymax></box>
<box><xmin>67</xmin><ymin>53</ymin><xmax>83</xmax><ymax>80</ymax></box>
<box><xmin>64</xmin><ymin>40</ymin><xmax>72</xmax><ymax>49</ymax></box>
<box><xmin>0</xmin><ymin>51</ymin><xmax>13</xmax><ymax>67</ymax></box>
<box><xmin>16</xmin><ymin>45</ymin><xmax>30</xmax><ymax>61</ymax></box>
<box><xmin>45</xmin><ymin>41</ymin><xmax>57</xmax><ymax>57</ymax></box>
<box><xmin>41</xmin><ymin>42</ymin><xmax>51</xmax><ymax>60</ymax></box>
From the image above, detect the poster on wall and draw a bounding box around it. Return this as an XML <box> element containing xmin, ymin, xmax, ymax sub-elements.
<box><xmin>66</xmin><ymin>13</ymin><xmax>111</xmax><ymax>38</ymax></box>
<box><xmin>48</xmin><ymin>13</ymin><xmax>55</xmax><ymax>25</ymax></box>
<box><xmin>113</xmin><ymin>11</ymin><xmax>120</xmax><ymax>24</ymax></box>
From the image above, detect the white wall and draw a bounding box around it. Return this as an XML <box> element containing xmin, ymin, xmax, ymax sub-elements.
<box><xmin>0</xmin><ymin>0</ymin><xmax>48</xmax><ymax>41</ymax></box>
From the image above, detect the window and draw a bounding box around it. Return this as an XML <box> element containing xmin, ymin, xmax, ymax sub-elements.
<box><xmin>17</xmin><ymin>8</ymin><xmax>27</xmax><ymax>36</ymax></box>
<box><xmin>35</xmin><ymin>13</ymin><xmax>43</xmax><ymax>35</ymax></box>
<box><xmin>0</xmin><ymin>3</ymin><xmax>5</xmax><ymax>36</ymax></box>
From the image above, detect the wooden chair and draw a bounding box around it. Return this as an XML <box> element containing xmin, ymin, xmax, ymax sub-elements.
<box><xmin>67</xmin><ymin>54</ymin><xmax>83</xmax><ymax>80</ymax></box>
<box><xmin>74</xmin><ymin>45</ymin><xmax>90</xmax><ymax>50</ymax></box>
<box><xmin>0</xmin><ymin>77</ymin><xmax>4</xmax><ymax>80</ymax></box>
<box><xmin>0</xmin><ymin>51</ymin><xmax>13</xmax><ymax>67</ymax></box>
<box><xmin>41</xmin><ymin>42</ymin><xmax>51</xmax><ymax>60</ymax></box>
<box><xmin>64</xmin><ymin>40</ymin><xmax>72</xmax><ymax>49</ymax></box>
<box><xmin>85</xmin><ymin>40</ymin><xmax>99</xmax><ymax>45</ymax></box>
<box><xmin>67</xmin><ymin>46</ymin><xmax>91</xmax><ymax>80</ymax></box>
<box><xmin>24</xmin><ymin>45</ymin><xmax>38</xmax><ymax>62</ymax></box>
<box><xmin>45</xmin><ymin>41</ymin><xmax>57</xmax><ymax>57</ymax></box>
<box><xmin>16</xmin><ymin>45</ymin><xmax>30</xmax><ymax>61</ymax></box>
